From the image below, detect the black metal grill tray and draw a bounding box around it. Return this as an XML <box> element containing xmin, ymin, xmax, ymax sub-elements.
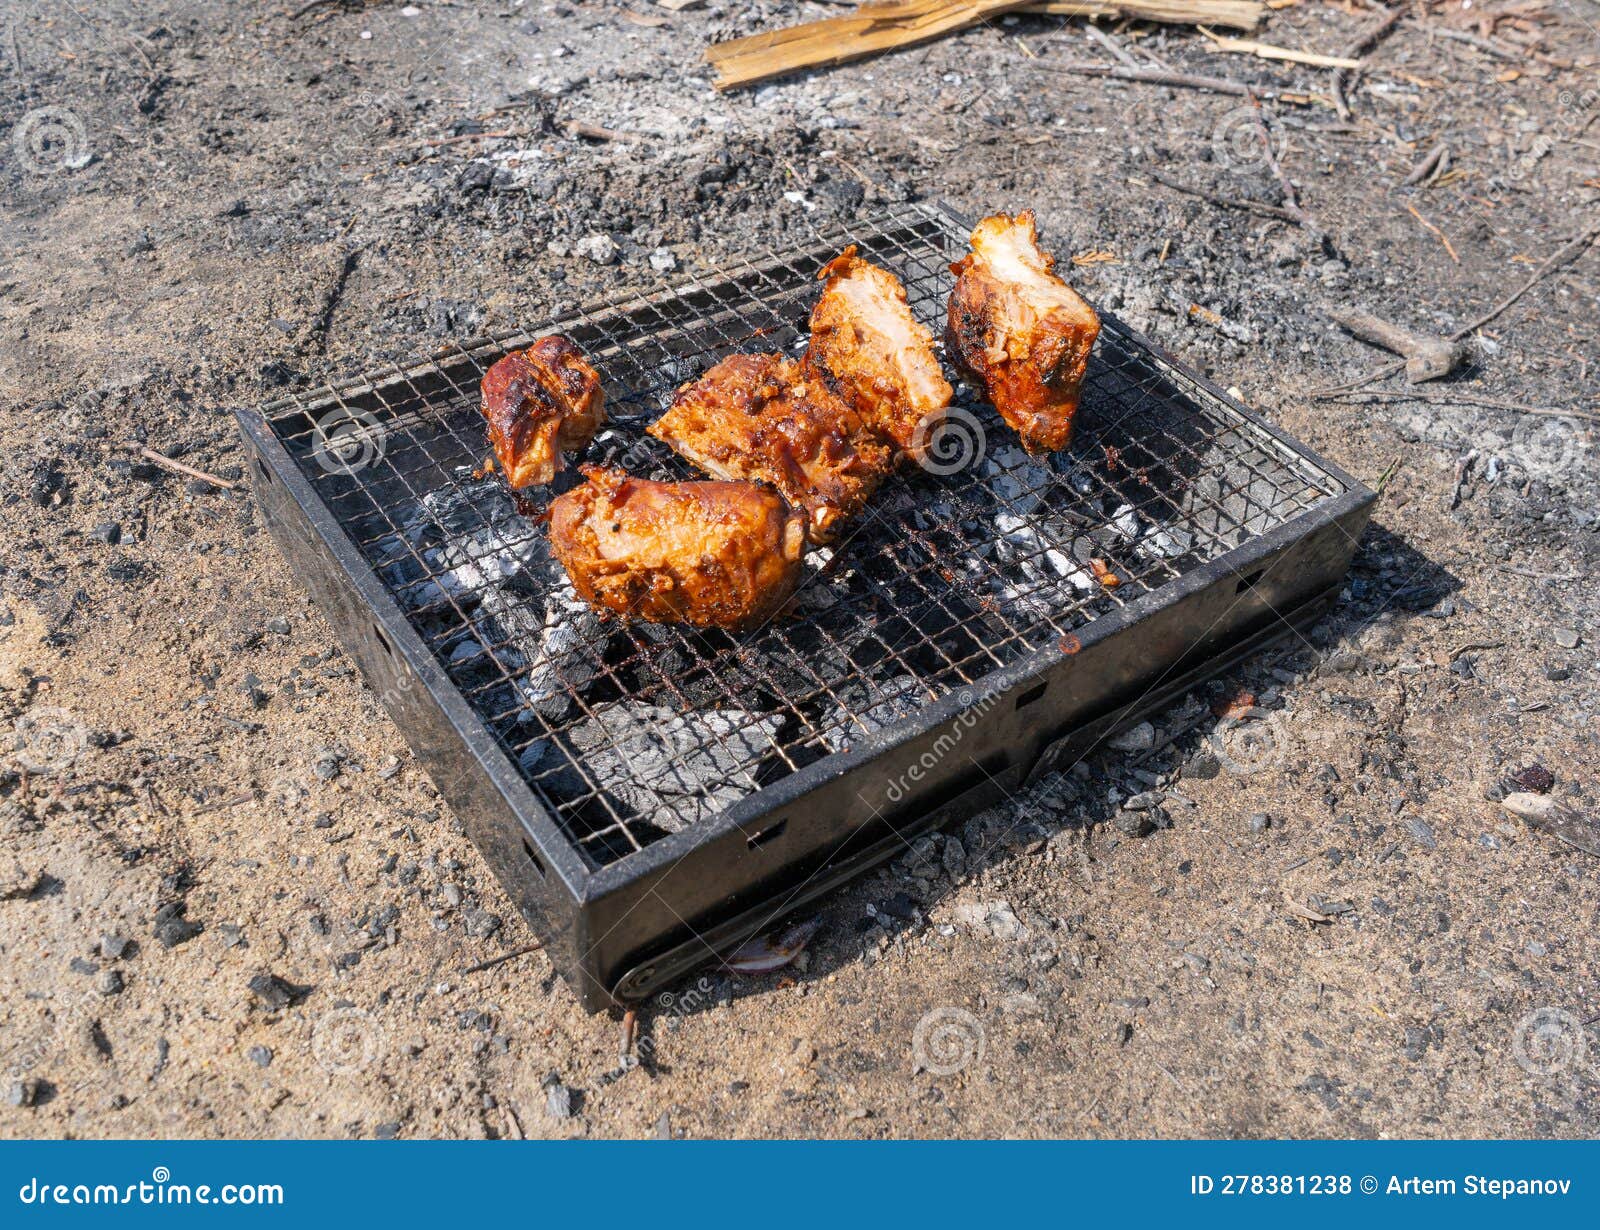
<box><xmin>236</xmin><ymin>203</ymin><xmax>1375</xmax><ymax>1011</ymax></box>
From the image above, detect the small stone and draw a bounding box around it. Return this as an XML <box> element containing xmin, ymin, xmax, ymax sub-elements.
<box><xmin>1551</xmin><ymin>627</ymin><xmax>1581</xmax><ymax>650</ymax></box>
<box><xmin>99</xmin><ymin>934</ymin><xmax>131</xmax><ymax>960</ymax></box>
<box><xmin>442</xmin><ymin>883</ymin><xmax>464</xmax><ymax>908</ymax></box>
<box><xmin>373</xmin><ymin>1121</ymin><xmax>401</xmax><ymax>1139</ymax></box>
<box><xmin>247</xmin><ymin>1045</ymin><xmax>273</xmax><ymax>1068</ymax></box>
<box><xmin>265</xmin><ymin>617</ymin><xmax>291</xmax><ymax>636</ymax></box>
<box><xmin>218</xmin><ymin>923</ymin><xmax>246</xmax><ymax>948</ymax></box>
<box><xmin>1123</xmin><ymin>790</ymin><xmax>1162</xmax><ymax>811</ymax></box>
<box><xmin>90</xmin><ymin>522</ymin><xmax>122</xmax><ymax>545</ymax></box>
<box><xmin>545</xmin><ymin>1082</ymin><xmax>578</xmax><ymax>1121</ymax></box>
<box><xmin>648</xmin><ymin>247</ymin><xmax>676</xmax><ymax>273</ymax></box>
<box><xmin>1402</xmin><ymin>816</ymin><xmax>1436</xmax><ymax>849</ymax></box>
<box><xmin>1248</xmin><ymin>812</ymin><xmax>1272</xmax><ymax>834</ymax></box>
<box><xmin>1113</xmin><ymin>1022</ymin><xmax>1133</xmax><ymax>1047</ymax></box>
<box><xmin>152</xmin><ymin>902</ymin><xmax>202</xmax><ymax>949</ymax></box>
<box><xmin>458</xmin><ymin>161</ymin><xmax>494</xmax><ymax>193</ymax></box>
<box><xmin>247</xmin><ymin>972</ymin><xmax>311</xmax><ymax>1012</ymax></box>
<box><xmin>653</xmin><ymin>1110</ymin><xmax>672</xmax><ymax>1139</ymax></box>
<box><xmin>1113</xmin><ymin>811</ymin><xmax>1154</xmax><ymax>839</ymax></box>
<box><xmin>0</xmin><ymin>863</ymin><xmax>47</xmax><ymax>900</ymax></box>
<box><xmin>1107</xmin><ymin>721</ymin><xmax>1155</xmax><ymax>752</ymax></box>
<box><xmin>1508</xmin><ymin>763</ymin><xmax>1554</xmax><ymax>794</ymax></box>
<box><xmin>96</xmin><ymin>969</ymin><xmax>124</xmax><ymax>996</ymax></box>
<box><xmin>941</xmin><ymin>837</ymin><xmax>966</xmax><ymax>879</ymax></box>
<box><xmin>573</xmin><ymin>234</ymin><xmax>618</xmax><ymax>265</ymax></box>
<box><xmin>1183</xmin><ymin>749</ymin><xmax>1222</xmax><ymax>780</ymax></box>
<box><xmin>311</xmin><ymin>751</ymin><xmax>342</xmax><ymax>781</ymax></box>
<box><xmin>7</xmin><ymin>1078</ymin><xmax>45</xmax><ymax>1108</ymax></box>
<box><xmin>1402</xmin><ymin>1025</ymin><xmax>1434</xmax><ymax>1061</ymax></box>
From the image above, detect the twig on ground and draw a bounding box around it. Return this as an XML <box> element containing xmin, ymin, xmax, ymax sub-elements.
<box><xmin>1331</xmin><ymin>4</ymin><xmax>1403</xmax><ymax>118</ymax></box>
<box><xmin>1039</xmin><ymin>61</ymin><xmax>1256</xmax><ymax>97</ymax></box>
<box><xmin>1449</xmin><ymin>223</ymin><xmax>1600</xmax><ymax>340</ymax></box>
<box><xmin>1372</xmin><ymin>455</ymin><xmax>1402</xmax><ymax>497</ymax></box>
<box><xmin>1326</xmin><ymin>307</ymin><xmax>1465</xmax><ymax>383</ymax></box>
<box><xmin>1402</xmin><ymin>142</ymin><xmax>1449</xmax><ymax>186</ymax></box>
<box><xmin>1199</xmin><ymin>27</ymin><xmax>1361</xmax><ymax>69</ymax></box>
<box><xmin>193</xmin><ymin>791</ymin><xmax>256</xmax><ymax>815</ymax></box>
<box><xmin>133</xmin><ymin>446</ymin><xmax>237</xmax><ymax>490</ymax></box>
<box><xmin>1145</xmin><ymin>170</ymin><xmax>1299</xmax><ymax>220</ymax></box>
<box><xmin>566</xmin><ymin>120</ymin><xmax>638</xmax><ymax>143</ymax></box>
<box><xmin>461</xmin><ymin>942</ymin><xmax>544</xmax><ymax>976</ymax></box>
<box><xmin>1405</xmin><ymin>202</ymin><xmax>1459</xmax><ymax>263</ymax></box>
<box><xmin>1323</xmin><ymin>389</ymin><xmax>1600</xmax><ymax>422</ymax></box>
<box><xmin>1314</xmin><ymin>224</ymin><xmax>1600</xmax><ymax>397</ymax></box>
<box><xmin>1085</xmin><ymin>24</ymin><xmax>1142</xmax><ymax>70</ymax></box>
<box><xmin>1246</xmin><ymin>94</ymin><xmax>1313</xmax><ymax>229</ymax></box>
<box><xmin>422</xmin><ymin>129</ymin><xmax>527</xmax><ymax>146</ymax></box>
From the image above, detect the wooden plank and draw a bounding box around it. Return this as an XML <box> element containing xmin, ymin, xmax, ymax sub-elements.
<box><xmin>1021</xmin><ymin>1</ymin><xmax>1262</xmax><ymax>30</ymax></box>
<box><xmin>707</xmin><ymin>0</ymin><xmax>1267</xmax><ymax>91</ymax></box>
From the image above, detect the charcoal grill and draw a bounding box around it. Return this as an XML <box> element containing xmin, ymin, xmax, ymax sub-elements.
<box><xmin>235</xmin><ymin>203</ymin><xmax>1375</xmax><ymax>1011</ymax></box>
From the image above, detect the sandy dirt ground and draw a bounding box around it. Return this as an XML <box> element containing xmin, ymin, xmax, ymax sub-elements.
<box><xmin>2</xmin><ymin>0</ymin><xmax>1597</xmax><ymax>1139</ymax></box>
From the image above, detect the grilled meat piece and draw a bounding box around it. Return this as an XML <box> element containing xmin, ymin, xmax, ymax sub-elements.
<box><xmin>946</xmin><ymin>211</ymin><xmax>1100</xmax><ymax>453</ymax></box>
<box><xmin>480</xmin><ymin>336</ymin><xmax>605</xmax><ymax>490</ymax></box>
<box><xmin>805</xmin><ymin>247</ymin><xmax>952</xmax><ymax>465</ymax></box>
<box><xmin>649</xmin><ymin>352</ymin><xmax>892</xmax><ymax>542</ymax></box>
<box><xmin>549</xmin><ymin>466</ymin><xmax>807</xmax><ymax>630</ymax></box>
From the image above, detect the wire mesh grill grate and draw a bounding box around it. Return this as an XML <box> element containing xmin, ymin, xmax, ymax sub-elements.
<box><xmin>261</xmin><ymin>205</ymin><xmax>1344</xmax><ymax>868</ymax></box>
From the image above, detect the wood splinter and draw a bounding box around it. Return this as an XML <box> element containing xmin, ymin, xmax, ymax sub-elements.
<box><xmin>1326</xmin><ymin>307</ymin><xmax>1465</xmax><ymax>385</ymax></box>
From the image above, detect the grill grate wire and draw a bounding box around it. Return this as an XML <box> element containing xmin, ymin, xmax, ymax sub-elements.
<box><xmin>261</xmin><ymin>206</ymin><xmax>1343</xmax><ymax>868</ymax></box>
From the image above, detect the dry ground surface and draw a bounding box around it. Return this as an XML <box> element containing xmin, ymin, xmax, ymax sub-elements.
<box><xmin>2</xmin><ymin>0</ymin><xmax>1598</xmax><ymax>1139</ymax></box>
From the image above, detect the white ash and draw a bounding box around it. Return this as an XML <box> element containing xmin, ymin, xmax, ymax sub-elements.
<box><xmin>521</xmin><ymin>702</ymin><xmax>784</xmax><ymax>834</ymax></box>
<box><xmin>980</xmin><ymin>444</ymin><xmax>1055</xmax><ymax>517</ymax></box>
<box><xmin>372</xmin><ymin>477</ymin><xmax>607</xmax><ymax>722</ymax></box>
<box><xmin>812</xmin><ymin>675</ymin><xmax>928</xmax><ymax>751</ymax></box>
